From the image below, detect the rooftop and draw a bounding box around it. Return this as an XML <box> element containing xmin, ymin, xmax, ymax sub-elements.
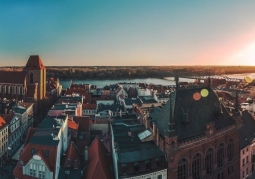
<box><xmin>112</xmin><ymin>124</ymin><xmax>165</xmax><ymax>164</ymax></box>
<box><xmin>150</xmin><ymin>87</ymin><xmax>235</xmax><ymax>141</ymax></box>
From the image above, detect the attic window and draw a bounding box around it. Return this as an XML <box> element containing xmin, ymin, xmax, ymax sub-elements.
<box><xmin>31</xmin><ymin>148</ymin><xmax>35</xmax><ymax>155</ymax></box>
<box><xmin>45</xmin><ymin>150</ymin><xmax>49</xmax><ymax>157</ymax></box>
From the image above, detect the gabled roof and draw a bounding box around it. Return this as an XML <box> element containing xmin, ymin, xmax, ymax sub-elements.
<box><xmin>150</xmin><ymin>87</ymin><xmax>235</xmax><ymax>141</ymax></box>
<box><xmin>3</xmin><ymin>111</ymin><xmax>15</xmax><ymax>124</ymax></box>
<box><xmin>62</xmin><ymin>142</ymin><xmax>81</xmax><ymax>167</ymax></box>
<box><xmin>85</xmin><ymin>137</ymin><xmax>114</xmax><ymax>179</ymax></box>
<box><xmin>23</xmin><ymin>55</ymin><xmax>45</xmax><ymax>70</ymax></box>
<box><xmin>0</xmin><ymin>71</ymin><xmax>27</xmax><ymax>84</ymax></box>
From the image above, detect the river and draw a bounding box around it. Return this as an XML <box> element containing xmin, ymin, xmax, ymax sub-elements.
<box><xmin>60</xmin><ymin>73</ymin><xmax>255</xmax><ymax>89</ymax></box>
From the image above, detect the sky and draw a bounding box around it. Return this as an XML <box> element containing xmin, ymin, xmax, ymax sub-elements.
<box><xmin>1</xmin><ymin>1</ymin><xmax>255</xmax><ymax>66</ymax></box>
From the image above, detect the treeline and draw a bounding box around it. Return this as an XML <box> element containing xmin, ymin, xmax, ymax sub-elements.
<box><xmin>46</xmin><ymin>66</ymin><xmax>255</xmax><ymax>79</ymax></box>
<box><xmin>1</xmin><ymin>66</ymin><xmax>255</xmax><ymax>80</ymax></box>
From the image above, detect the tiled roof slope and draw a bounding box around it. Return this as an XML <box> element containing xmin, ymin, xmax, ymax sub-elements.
<box><xmin>23</xmin><ymin>55</ymin><xmax>45</xmax><ymax>70</ymax></box>
<box><xmin>85</xmin><ymin>137</ymin><xmax>114</xmax><ymax>179</ymax></box>
<box><xmin>240</xmin><ymin>111</ymin><xmax>255</xmax><ymax>149</ymax></box>
<box><xmin>0</xmin><ymin>71</ymin><xmax>27</xmax><ymax>84</ymax></box>
<box><xmin>151</xmin><ymin>87</ymin><xmax>234</xmax><ymax>141</ymax></box>
<box><xmin>62</xmin><ymin>142</ymin><xmax>81</xmax><ymax>167</ymax></box>
<box><xmin>0</xmin><ymin>116</ymin><xmax>7</xmax><ymax>130</ymax></box>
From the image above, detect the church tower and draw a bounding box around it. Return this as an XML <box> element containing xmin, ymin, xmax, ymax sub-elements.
<box><xmin>23</xmin><ymin>55</ymin><xmax>46</xmax><ymax>100</ymax></box>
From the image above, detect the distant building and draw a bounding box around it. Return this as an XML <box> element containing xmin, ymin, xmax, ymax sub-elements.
<box><xmin>0</xmin><ymin>55</ymin><xmax>46</xmax><ymax>102</ymax></box>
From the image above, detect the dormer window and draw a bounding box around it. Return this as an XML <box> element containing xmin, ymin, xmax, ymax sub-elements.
<box><xmin>31</xmin><ymin>148</ymin><xmax>35</xmax><ymax>155</ymax></box>
<box><xmin>45</xmin><ymin>150</ymin><xmax>49</xmax><ymax>157</ymax></box>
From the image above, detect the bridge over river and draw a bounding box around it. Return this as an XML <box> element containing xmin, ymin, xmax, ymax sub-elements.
<box><xmin>164</xmin><ymin>75</ymin><xmax>241</xmax><ymax>82</ymax></box>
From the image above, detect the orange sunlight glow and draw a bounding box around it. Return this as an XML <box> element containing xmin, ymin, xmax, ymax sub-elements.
<box><xmin>227</xmin><ymin>41</ymin><xmax>255</xmax><ymax>66</ymax></box>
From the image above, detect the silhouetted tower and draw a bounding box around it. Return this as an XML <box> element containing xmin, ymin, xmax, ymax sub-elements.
<box><xmin>23</xmin><ymin>55</ymin><xmax>46</xmax><ymax>100</ymax></box>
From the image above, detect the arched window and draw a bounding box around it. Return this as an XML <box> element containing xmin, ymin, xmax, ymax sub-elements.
<box><xmin>217</xmin><ymin>143</ymin><xmax>224</xmax><ymax>168</ymax></box>
<box><xmin>192</xmin><ymin>153</ymin><xmax>201</xmax><ymax>179</ymax></box>
<box><xmin>227</xmin><ymin>139</ymin><xmax>234</xmax><ymax>161</ymax></box>
<box><xmin>205</xmin><ymin>148</ymin><xmax>213</xmax><ymax>174</ymax></box>
<box><xmin>30</xmin><ymin>73</ymin><xmax>33</xmax><ymax>84</ymax></box>
<box><xmin>178</xmin><ymin>158</ymin><xmax>188</xmax><ymax>179</ymax></box>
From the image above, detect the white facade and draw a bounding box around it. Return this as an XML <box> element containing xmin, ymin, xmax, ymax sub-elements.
<box><xmin>137</xmin><ymin>88</ymin><xmax>151</xmax><ymax>96</ymax></box>
<box><xmin>82</xmin><ymin>109</ymin><xmax>96</xmax><ymax>116</ymax></box>
<box><xmin>8</xmin><ymin>114</ymin><xmax>22</xmax><ymax>156</ymax></box>
<box><xmin>0</xmin><ymin>125</ymin><xmax>8</xmax><ymax>158</ymax></box>
<box><xmin>22</xmin><ymin>155</ymin><xmax>53</xmax><ymax>179</ymax></box>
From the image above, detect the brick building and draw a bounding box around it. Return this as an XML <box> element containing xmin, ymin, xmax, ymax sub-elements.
<box><xmin>135</xmin><ymin>86</ymin><xmax>241</xmax><ymax>179</ymax></box>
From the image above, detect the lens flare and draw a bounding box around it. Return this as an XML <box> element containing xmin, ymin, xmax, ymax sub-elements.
<box><xmin>201</xmin><ymin>89</ymin><xmax>209</xmax><ymax>97</ymax></box>
<box><xmin>193</xmin><ymin>92</ymin><xmax>201</xmax><ymax>101</ymax></box>
<box><xmin>245</xmin><ymin>76</ymin><xmax>253</xmax><ymax>83</ymax></box>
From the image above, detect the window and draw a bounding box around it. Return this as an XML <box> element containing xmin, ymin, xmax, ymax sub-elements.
<box><xmin>133</xmin><ymin>162</ymin><xmax>140</xmax><ymax>173</ymax></box>
<box><xmin>31</xmin><ymin>148</ymin><xmax>35</xmax><ymax>155</ymax></box>
<box><xmin>218</xmin><ymin>172</ymin><xmax>224</xmax><ymax>179</ymax></box>
<box><xmin>243</xmin><ymin>150</ymin><xmax>245</xmax><ymax>154</ymax></box>
<box><xmin>30</xmin><ymin>73</ymin><xmax>33</xmax><ymax>84</ymax></box>
<box><xmin>227</xmin><ymin>139</ymin><xmax>234</xmax><ymax>161</ymax></box>
<box><xmin>247</xmin><ymin>167</ymin><xmax>248</xmax><ymax>175</ymax></box>
<box><xmin>192</xmin><ymin>153</ymin><xmax>201</xmax><ymax>179</ymax></box>
<box><xmin>228</xmin><ymin>165</ymin><xmax>234</xmax><ymax>175</ymax></box>
<box><xmin>247</xmin><ymin>147</ymin><xmax>249</xmax><ymax>152</ymax></box>
<box><xmin>39</xmin><ymin>165</ymin><xmax>45</xmax><ymax>179</ymax></box>
<box><xmin>217</xmin><ymin>143</ymin><xmax>224</xmax><ymax>168</ymax></box>
<box><xmin>243</xmin><ymin>158</ymin><xmax>245</xmax><ymax>166</ymax></box>
<box><xmin>157</xmin><ymin>175</ymin><xmax>162</xmax><ymax>179</ymax></box>
<box><xmin>178</xmin><ymin>158</ymin><xmax>187</xmax><ymax>179</ymax></box>
<box><xmin>45</xmin><ymin>150</ymin><xmax>49</xmax><ymax>157</ymax></box>
<box><xmin>30</xmin><ymin>163</ymin><xmax>36</xmax><ymax>177</ymax></box>
<box><xmin>205</xmin><ymin>148</ymin><xmax>213</xmax><ymax>174</ymax></box>
<box><xmin>247</xmin><ymin>156</ymin><xmax>249</xmax><ymax>163</ymax></box>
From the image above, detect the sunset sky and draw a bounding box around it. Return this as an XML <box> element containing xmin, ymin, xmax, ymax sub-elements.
<box><xmin>1</xmin><ymin>1</ymin><xmax>255</xmax><ymax>66</ymax></box>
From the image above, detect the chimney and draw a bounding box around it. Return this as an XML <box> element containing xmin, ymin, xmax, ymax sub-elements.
<box><xmin>153</xmin><ymin>122</ymin><xmax>156</xmax><ymax>137</ymax></box>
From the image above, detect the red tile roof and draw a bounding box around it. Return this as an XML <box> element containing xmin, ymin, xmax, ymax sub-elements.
<box><xmin>72</xmin><ymin>116</ymin><xmax>90</xmax><ymax>131</ymax></box>
<box><xmin>82</xmin><ymin>104</ymin><xmax>96</xmax><ymax>110</ymax></box>
<box><xmin>62</xmin><ymin>142</ymin><xmax>81</xmax><ymax>167</ymax></box>
<box><xmin>24</xmin><ymin>127</ymin><xmax>37</xmax><ymax>146</ymax></box>
<box><xmin>0</xmin><ymin>116</ymin><xmax>7</xmax><ymax>130</ymax></box>
<box><xmin>0</xmin><ymin>71</ymin><xmax>27</xmax><ymax>84</ymax></box>
<box><xmin>23</xmin><ymin>55</ymin><xmax>46</xmax><ymax>70</ymax></box>
<box><xmin>14</xmin><ymin>143</ymin><xmax>57</xmax><ymax>179</ymax></box>
<box><xmin>3</xmin><ymin>111</ymin><xmax>14</xmax><ymax>124</ymax></box>
<box><xmin>68</xmin><ymin>119</ymin><xmax>79</xmax><ymax>130</ymax></box>
<box><xmin>85</xmin><ymin>137</ymin><xmax>114</xmax><ymax>179</ymax></box>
